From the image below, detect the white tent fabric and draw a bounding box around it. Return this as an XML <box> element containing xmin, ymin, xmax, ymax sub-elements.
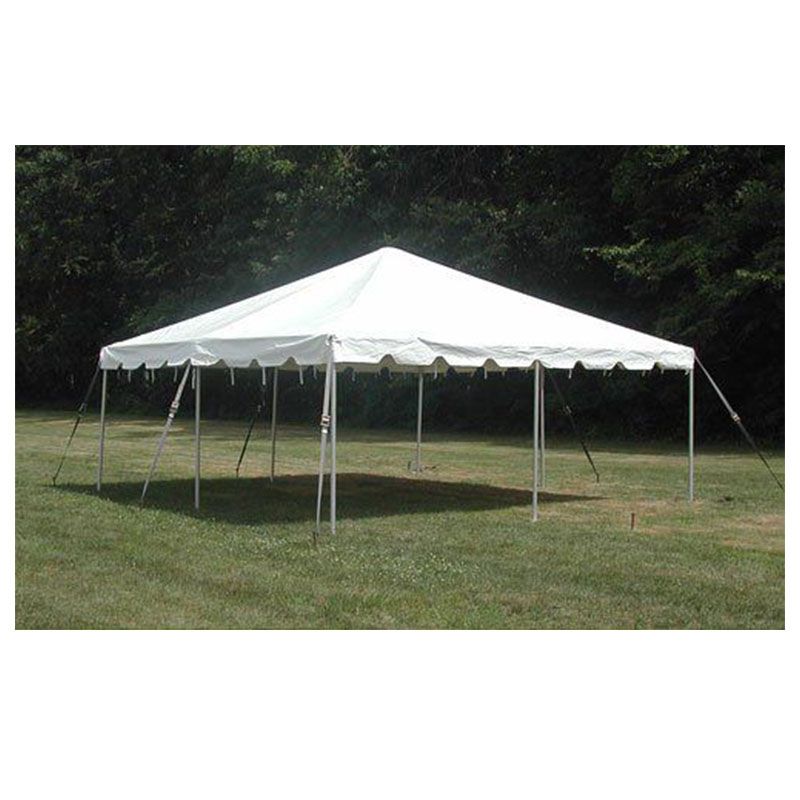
<box><xmin>99</xmin><ymin>247</ymin><xmax>694</xmax><ymax>372</ymax></box>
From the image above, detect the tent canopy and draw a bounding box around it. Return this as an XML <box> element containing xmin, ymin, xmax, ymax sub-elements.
<box><xmin>100</xmin><ymin>246</ymin><xmax>694</xmax><ymax>372</ymax></box>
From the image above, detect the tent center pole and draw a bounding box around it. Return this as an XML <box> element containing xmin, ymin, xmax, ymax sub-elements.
<box><xmin>688</xmin><ymin>367</ymin><xmax>694</xmax><ymax>502</ymax></box>
<box><xmin>96</xmin><ymin>370</ymin><xmax>108</xmax><ymax>492</ymax></box>
<box><xmin>415</xmin><ymin>370</ymin><xmax>423</xmax><ymax>473</ymax></box>
<box><xmin>331</xmin><ymin>366</ymin><xmax>337</xmax><ymax>535</ymax></box>
<box><xmin>194</xmin><ymin>366</ymin><xmax>201</xmax><ymax>511</ymax></box>
<box><xmin>270</xmin><ymin>367</ymin><xmax>279</xmax><ymax>482</ymax></box>
<box><xmin>532</xmin><ymin>362</ymin><xmax>541</xmax><ymax>521</ymax></box>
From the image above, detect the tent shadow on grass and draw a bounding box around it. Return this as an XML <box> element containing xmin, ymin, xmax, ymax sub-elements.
<box><xmin>55</xmin><ymin>473</ymin><xmax>603</xmax><ymax>525</ymax></box>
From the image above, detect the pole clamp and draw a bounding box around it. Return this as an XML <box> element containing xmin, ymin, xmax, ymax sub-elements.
<box><xmin>320</xmin><ymin>413</ymin><xmax>330</xmax><ymax>432</ymax></box>
<box><xmin>731</xmin><ymin>412</ymin><xmax>740</xmax><ymax>423</ymax></box>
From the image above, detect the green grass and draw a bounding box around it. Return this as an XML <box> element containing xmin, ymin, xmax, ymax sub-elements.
<box><xmin>15</xmin><ymin>408</ymin><xmax>784</xmax><ymax>629</ymax></box>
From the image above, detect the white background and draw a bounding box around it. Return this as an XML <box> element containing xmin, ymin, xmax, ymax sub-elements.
<box><xmin>1</xmin><ymin>2</ymin><xmax>794</xmax><ymax>798</ymax></box>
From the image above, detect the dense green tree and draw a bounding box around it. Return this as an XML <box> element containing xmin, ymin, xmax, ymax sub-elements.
<box><xmin>15</xmin><ymin>145</ymin><xmax>784</xmax><ymax>441</ymax></box>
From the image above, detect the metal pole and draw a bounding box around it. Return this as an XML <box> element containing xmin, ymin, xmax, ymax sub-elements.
<box><xmin>331</xmin><ymin>366</ymin><xmax>337</xmax><ymax>535</ymax></box>
<box><xmin>315</xmin><ymin>355</ymin><xmax>333</xmax><ymax>540</ymax></box>
<box><xmin>270</xmin><ymin>367</ymin><xmax>278</xmax><ymax>482</ymax></box>
<box><xmin>415</xmin><ymin>370</ymin><xmax>423</xmax><ymax>473</ymax></box>
<box><xmin>540</xmin><ymin>368</ymin><xmax>546</xmax><ymax>488</ymax></box>
<box><xmin>688</xmin><ymin>367</ymin><xmax>694</xmax><ymax>502</ymax></box>
<box><xmin>532</xmin><ymin>362</ymin><xmax>540</xmax><ymax>521</ymax></box>
<box><xmin>194</xmin><ymin>366</ymin><xmax>201</xmax><ymax>511</ymax></box>
<box><xmin>96</xmin><ymin>370</ymin><xmax>108</xmax><ymax>491</ymax></box>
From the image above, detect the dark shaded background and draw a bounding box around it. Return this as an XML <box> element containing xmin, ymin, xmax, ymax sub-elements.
<box><xmin>15</xmin><ymin>145</ymin><xmax>784</xmax><ymax>442</ymax></box>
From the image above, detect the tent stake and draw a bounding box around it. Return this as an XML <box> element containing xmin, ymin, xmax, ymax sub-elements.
<box><xmin>270</xmin><ymin>367</ymin><xmax>279</xmax><ymax>482</ymax></box>
<box><xmin>532</xmin><ymin>362</ymin><xmax>540</xmax><ymax>521</ymax></box>
<box><xmin>194</xmin><ymin>366</ymin><xmax>201</xmax><ymax>511</ymax></box>
<box><xmin>140</xmin><ymin>364</ymin><xmax>192</xmax><ymax>506</ymax></box>
<box><xmin>688</xmin><ymin>367</ymin><xmax>694</xmax><ymax>502</ymax></box>
<box><xmin>96</xmin><ymin>370</ymin><xmax>108</xmax><ymax>492</ymax></box>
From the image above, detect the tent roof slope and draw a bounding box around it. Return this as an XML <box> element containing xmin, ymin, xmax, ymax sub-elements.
<box><xmin>100</xmin><ymin>247</ymin><xmax>695</xmax><ymax>372</ymax></box>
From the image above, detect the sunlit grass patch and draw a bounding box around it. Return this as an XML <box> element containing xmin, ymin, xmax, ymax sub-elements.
<box><xmin>15</xmin><ymin>409</ymin><xmax>784</xmax><ymax>629</ymax></box>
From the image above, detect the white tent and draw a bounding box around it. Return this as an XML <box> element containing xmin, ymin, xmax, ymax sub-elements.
<box><xmin>95</xmin><ymin>246</ymin><xmax>697</xmax><ymax>532</ymax></box>
<box><xmin>101</xmin><ymin>246</ymin><xmax>693</xmax><ymax>372</ymax></box>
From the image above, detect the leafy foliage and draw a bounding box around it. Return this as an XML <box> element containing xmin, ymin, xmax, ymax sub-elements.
<box><xmin>15</xmin><ymin>146</ymin><xmax>784</xmax><ymax>440</ymax></box>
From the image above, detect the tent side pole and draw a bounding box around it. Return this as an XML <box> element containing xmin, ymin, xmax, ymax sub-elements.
<box><xmin>415</xmin><ymin>370</ymin><xmax>423</xmax><ymax>473</ymax></box>
<box><xmin>331</xmin><ymin>366</ymin><xmax>337</xmax><ymax>535</ymax></box>
<box><xmin>96</xmin><ymin>370</ymin><xmax>108</xmax><ymax>491</ymax></box>
<box><xmin>532</xmin><ymin>362</ymin><xmax>540</xmax><ymax>521</ymax></box>
<box><xmin>194</xmin><ymin>366</ymin><xmax>201</xmax><ymax>511</ymax></box>
<box><xmin>540</xmin><ymin>368</ymin><xmax>546</xmax><ymax>488</ymax></box>
<box><xmin>314</xmin><ymin>356</ymin><xmax>333</xmax><ymax>540</ymax></box>
<box><xmin>270</xmin><ymin>367</ymin><xmax>278</xmax><ymax>482</ymax></box>
<box><xmin>688</xmin><ymin>367</ymin><xmax>694</xmax><ymax>502</ymax></box>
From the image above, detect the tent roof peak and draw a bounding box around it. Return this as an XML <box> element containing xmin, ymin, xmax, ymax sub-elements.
<box><xmin>100</xmin><ymin>246</ymin><xmax>695</xmax><ymax>372</ymax></box>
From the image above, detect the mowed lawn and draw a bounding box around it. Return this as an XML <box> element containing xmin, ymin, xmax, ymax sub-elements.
<box><xmin>15</xmin><ymin>409</ymin><xmax>784</xmax><ymax>629</ymax></box>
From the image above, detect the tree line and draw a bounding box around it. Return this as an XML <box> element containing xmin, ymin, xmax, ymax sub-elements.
<box><xmin>15</xmin><ymin>145</ymin><xmax>784</xmax><ymax>442</ymax></box>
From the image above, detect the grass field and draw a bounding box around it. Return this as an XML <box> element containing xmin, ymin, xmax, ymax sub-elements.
<box><xmin>15</xmin><ymin>408</ymin><xmax>784</xmax><ymax>629</ymax></box>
